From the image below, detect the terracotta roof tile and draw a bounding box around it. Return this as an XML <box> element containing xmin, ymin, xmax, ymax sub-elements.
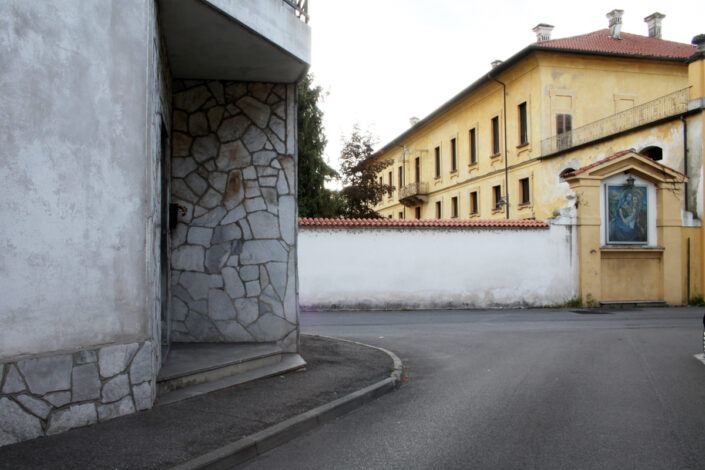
<box><xmin>566</xmin><ymin>150</ymin><xmax>633</xmax><ymax>176</ymax></box>
<box><xmin>564</xmin><ymin>149</ymin><xmax>687</xmax><ymax>178</ymax></box>
<box><xmin>298</xmin><ymin>218</ymin><xmax>549</xmax><ymax>229</ymax></box>
<box><xmin>535</xmin><ymin>29</ymin><xmax>696</xmax><ymax>60</ymax></box>
<box><xmin>373</xmin><ymin>30</ymin><xmax>695</xmax><ymax>158</ymax></box>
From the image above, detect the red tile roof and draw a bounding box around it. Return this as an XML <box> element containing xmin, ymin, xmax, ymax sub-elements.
<box><xmin>535</xmin><ymin>29</ymin><xmax>696</xmax><ymax>60</ymax></box>
<box><xmin>298</xmin><ymin>218</ymin><xmax>549</xmax><ymax>228</ymax></box>
<box><xmin>374</xmin><ymin>30</ymin><xmax>695</xmax><ymax>158</ymax></box>
<box><xmin>565</xmin><ymin>150</ymin><xmax>633</xmax><ymax>177</ymax></box>
<box><xmin>564</xmin><ymin>149</ymin><xmax>687</xmax><ymax>178</ymax></box>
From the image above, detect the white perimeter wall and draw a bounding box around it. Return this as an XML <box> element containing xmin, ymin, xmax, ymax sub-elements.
<box><xmin>299</xmin><ymin>223</ymin><xmax>577</xmax><ymax>309</ymax></box>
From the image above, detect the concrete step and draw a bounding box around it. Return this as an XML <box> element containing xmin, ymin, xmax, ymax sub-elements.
<box><xmin>156</xmin><ymin>343</ymin><xmax>306</xmax><ymax>406</ymax></box>
<box><xmin>599</xmin><ymin>300</ymin><xmax>667</xmax><ymax>307</ymax></box>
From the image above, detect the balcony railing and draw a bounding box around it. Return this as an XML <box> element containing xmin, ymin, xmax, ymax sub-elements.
<box><xmin>282</xmin><ymin>0</ymin><xmax>309</xmax><ymax>23</ymax></box>
<box><xmin>540</xmin><ymin>87</ymin><xmax>690</xmax><ymax>156</ymax></box>
<box><xmin>399</xmin><ymin>182</ymin><xmax>429</xmax><ymax>207</ymax></box>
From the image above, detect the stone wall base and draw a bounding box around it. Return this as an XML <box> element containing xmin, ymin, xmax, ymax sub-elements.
<box><xmin>0</xmin><ymin>340</ymin><xmax>156</xmax><ymax>447</ymax></box>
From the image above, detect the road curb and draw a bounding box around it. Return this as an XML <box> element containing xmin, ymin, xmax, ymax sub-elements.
<box><xmin>694</xmin><ymin>353</ymin><xmax>705</xmax><ymax>366</ymax></box>
<box><xmin>309</xmin><ymin>334</ymin><xmax>404</xmax><ymax>383</ymax></box>
<box><xmin>171</xmin><ymin>335</ymin><xmax>403</xmax><ymax>470</ymax></box>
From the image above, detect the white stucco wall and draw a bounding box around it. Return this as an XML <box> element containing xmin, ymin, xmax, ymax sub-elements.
<box><xmin>0</xmin><ymin>0</ymin><xmax>152</xmax><ymax>359</ymax></box>
<box><xmin>687</xmin><ymin>113</ymin><xmax>704</xmax><ymax>218</ymax></box>
<box><xmin>299</xmin><ymin>223</ymin><xmax>578</xmax><ymax>309</ymax></box>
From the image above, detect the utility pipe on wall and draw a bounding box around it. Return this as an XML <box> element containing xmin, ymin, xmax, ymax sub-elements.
<box><xmin>399</xmin><ymin>145</ymin><xmax>407</xmax><ymax>220</ymax></box>
<box><xmin>681</xmin><ymin>115</ymin><xmax>689</xmax><ymax>212</ymax></box>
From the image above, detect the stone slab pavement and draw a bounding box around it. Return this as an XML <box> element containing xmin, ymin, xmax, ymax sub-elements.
<box><xmin>0</xmin><ymin>335</ymin><xmax>398</xmax><ymax>469</ymax></box>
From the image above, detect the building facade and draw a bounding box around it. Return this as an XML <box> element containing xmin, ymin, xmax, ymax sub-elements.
<box><xmin>370</xmin><ymin>11</ymin><xmax>705</xmax><ymax>306</ymax></box>
<box><xmin>373</xmin><ymin>11</ymin><xmax>699</xmax><ymax>223</ymax></box>
<box><xmin>0</xmin><ymin>0</ymin><xmax>310</xmax><ymax>445</ymax></box>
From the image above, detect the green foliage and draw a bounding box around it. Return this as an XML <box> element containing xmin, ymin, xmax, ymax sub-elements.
<box><xmin>689</xmin><ymin>295</ymin><xmax>705</xmax><ymax>307</ymax></box>
<box><xmin>296</xmin><ymin>81</ymin><xmax>393</xmax><ymax>219</ymax></box>
<box><xmin>338</xmin><ymin>125</ymin><xmax>393</xmax><ymax>218</ymax></box>
<box><xmin>585</xmin><ymin>293</ymin><xmax>598</xmax><ymax>308</ymax></box>
<box><xmin>297</xmin><ymin>75</ymin><xmax>341</xmax><ymax>218</ymax></box>
<box><xmin>574</xmin><ymin>191</ymin><xmax>589</xmax><ymax>209</ymax></box>
<box><xmin>563</xmin><ymin>297</ymin><xmax>583</xmax><ymax>308</ymax></box>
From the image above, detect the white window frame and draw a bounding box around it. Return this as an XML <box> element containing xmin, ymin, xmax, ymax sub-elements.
<box><xmin>600</xmin><ymin>173</ymin><xmax>657</xmax><ymax>247</ymax></box>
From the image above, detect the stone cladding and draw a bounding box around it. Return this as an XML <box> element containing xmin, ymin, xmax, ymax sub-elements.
<box><xmin>0</xmin><ymin>341</ymin><xmax>155</xmax><ymax>446</ymax></box>
<box><xmin>169</xmin><ymin>80</ymin><xmax>299</xmax><ymax>352</ymax></box>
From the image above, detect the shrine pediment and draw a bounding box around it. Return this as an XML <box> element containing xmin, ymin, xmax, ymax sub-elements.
<box><xmin>563</xmin><ymin>150</ymin><xmax>686</xmax><ymax>184</ymax></box>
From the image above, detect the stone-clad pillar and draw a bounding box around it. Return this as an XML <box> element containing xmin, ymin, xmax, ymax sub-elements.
<box><xmin>169</xmin><ymin>81</ymin><xmax>298</xmax><ymax>352</ymax></box>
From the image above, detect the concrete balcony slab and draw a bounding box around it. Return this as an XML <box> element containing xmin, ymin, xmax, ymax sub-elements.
<box><xmin>160</xmin><ymin>0</ymin><xmax>311</xmax><ymax>82</ymax></box>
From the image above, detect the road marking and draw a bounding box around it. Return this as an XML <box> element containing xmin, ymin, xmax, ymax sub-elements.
<box><xmin>693</xmin><ymin>353</ymin><xmax>705</xmax><ymax>366</ymax></box>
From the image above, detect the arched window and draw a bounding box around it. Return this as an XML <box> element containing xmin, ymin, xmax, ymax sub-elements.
<box><xmin>559</xmin><ymin>168</ymin><xmax>576</xmax><ymax>181</ymax></box>
<box><xmin>640</xmin><ymin>146</ymin><xmax>663</xmax><ymax>161</ymax></box>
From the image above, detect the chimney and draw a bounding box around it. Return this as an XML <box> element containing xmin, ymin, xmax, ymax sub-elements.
<box><xmin>409</xmin><ymin>117</ymin><xmax>420</xmax><ymax>126</ymax></box>
<box><xmin>644</xmin><ymin>12</ymin><xmax>665</xmax><ymax>39</ymax></box>
<box><xmin>606</xmin><ymin>9</ymin><xmax>624</xmax><ymax>39</ymax></box>
<box><xmin>491</xmin><ymin>60</ymin><xmax>503</xmax><ymax>69</ymax></box>
<box><xmin>532</xmin><ymin>23</ymin><xmax>554</xmax><ymax>43</ymax></box>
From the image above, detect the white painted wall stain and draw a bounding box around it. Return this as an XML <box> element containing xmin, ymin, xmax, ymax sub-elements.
<box><xmin>299</xmin><ymin>224</ymin><xmax>577</xmax><ymax>309</ymax></box>
<box><xmin>687</xmin><ymin>114</ymin><xmax>704</xmax><ymax>219</ymax></box>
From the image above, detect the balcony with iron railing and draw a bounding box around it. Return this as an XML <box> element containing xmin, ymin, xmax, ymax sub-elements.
<box><xmin>540</xmin><ymin>87</ymin><xmax>690</xmax><ymax>156</ymax></box>
<box><xmin>398</xmin><ymin>182</ymin><xmax>430</xmax><ymax>207</ymax></box>
<box><xmin>282</xmin><ymin>0</ymin><xmax>309</xmax><ymax>23</ymax></box>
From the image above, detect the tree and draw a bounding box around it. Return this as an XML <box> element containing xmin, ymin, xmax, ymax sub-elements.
<box><xmin>339</xmin><ymin>125</ymin><xmax>394</xmax><ymax>218</ymax></box>
<box><xmin>297</xmin><ymin>74</ymin><xmax>341</xmax><ymax>218</ymax></box>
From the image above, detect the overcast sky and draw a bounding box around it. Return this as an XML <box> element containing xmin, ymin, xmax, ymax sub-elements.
<box><xmin>307</xmin><ymin>0</ymin><xmax>705</xmax><ymax>176</ymax></box>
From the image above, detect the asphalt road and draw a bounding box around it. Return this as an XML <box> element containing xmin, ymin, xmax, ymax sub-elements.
<box><xmin>240</xmin><ymin>307</ymin><xmax>705</xmax><ymax>470</ymax></box>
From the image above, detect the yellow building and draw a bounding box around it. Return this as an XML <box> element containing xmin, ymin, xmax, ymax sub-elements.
<box><xmin>370</xmin><ymin>11</ymin><xmax>705</xmax><ymax>306</ymax></box>
<box><xmin>372</xmin><ymin>11</ymin><xmax>697</xmax><ymax>222</ymax></box>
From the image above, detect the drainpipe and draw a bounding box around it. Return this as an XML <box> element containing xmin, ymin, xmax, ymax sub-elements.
<box><xmin>687</xmin><ymin>237</ymin><xmax>691</xmax><ymax>303</ymax></box>
<box><xmin>681</xmin><ymin>115</ymin><xmax>689</xmax><ymax>212</ymax></box>
<box><xmin>489</xmin><ymin>74</ymin><xmax>510</xmax><ymax>219</ymax></box>
<box><xmin>399</xmin><ymin>145</ymin><xmax>407</xmax><ymax>219</ymax></box>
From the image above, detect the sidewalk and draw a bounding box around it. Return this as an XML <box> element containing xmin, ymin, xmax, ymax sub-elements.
<box><xmin>0</xmin><ymin>336</ymin><xmax>400</xmax><ymax>469</ymax></box>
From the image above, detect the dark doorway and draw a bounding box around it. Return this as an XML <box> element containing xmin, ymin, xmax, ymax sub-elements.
<box><xmin>559</xmin><ymin>168</ymin><xmax>576</xmax><ymax>181</ymax></box>
<box><xmin>159</xmin><ymin>121</ymin><xmax>171</xmax><ymax>359</ymax></box>
<box><xmin>641</xmin><ymin>146</ymin><xmax>663</xmax><ymax>161</ymax></box>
